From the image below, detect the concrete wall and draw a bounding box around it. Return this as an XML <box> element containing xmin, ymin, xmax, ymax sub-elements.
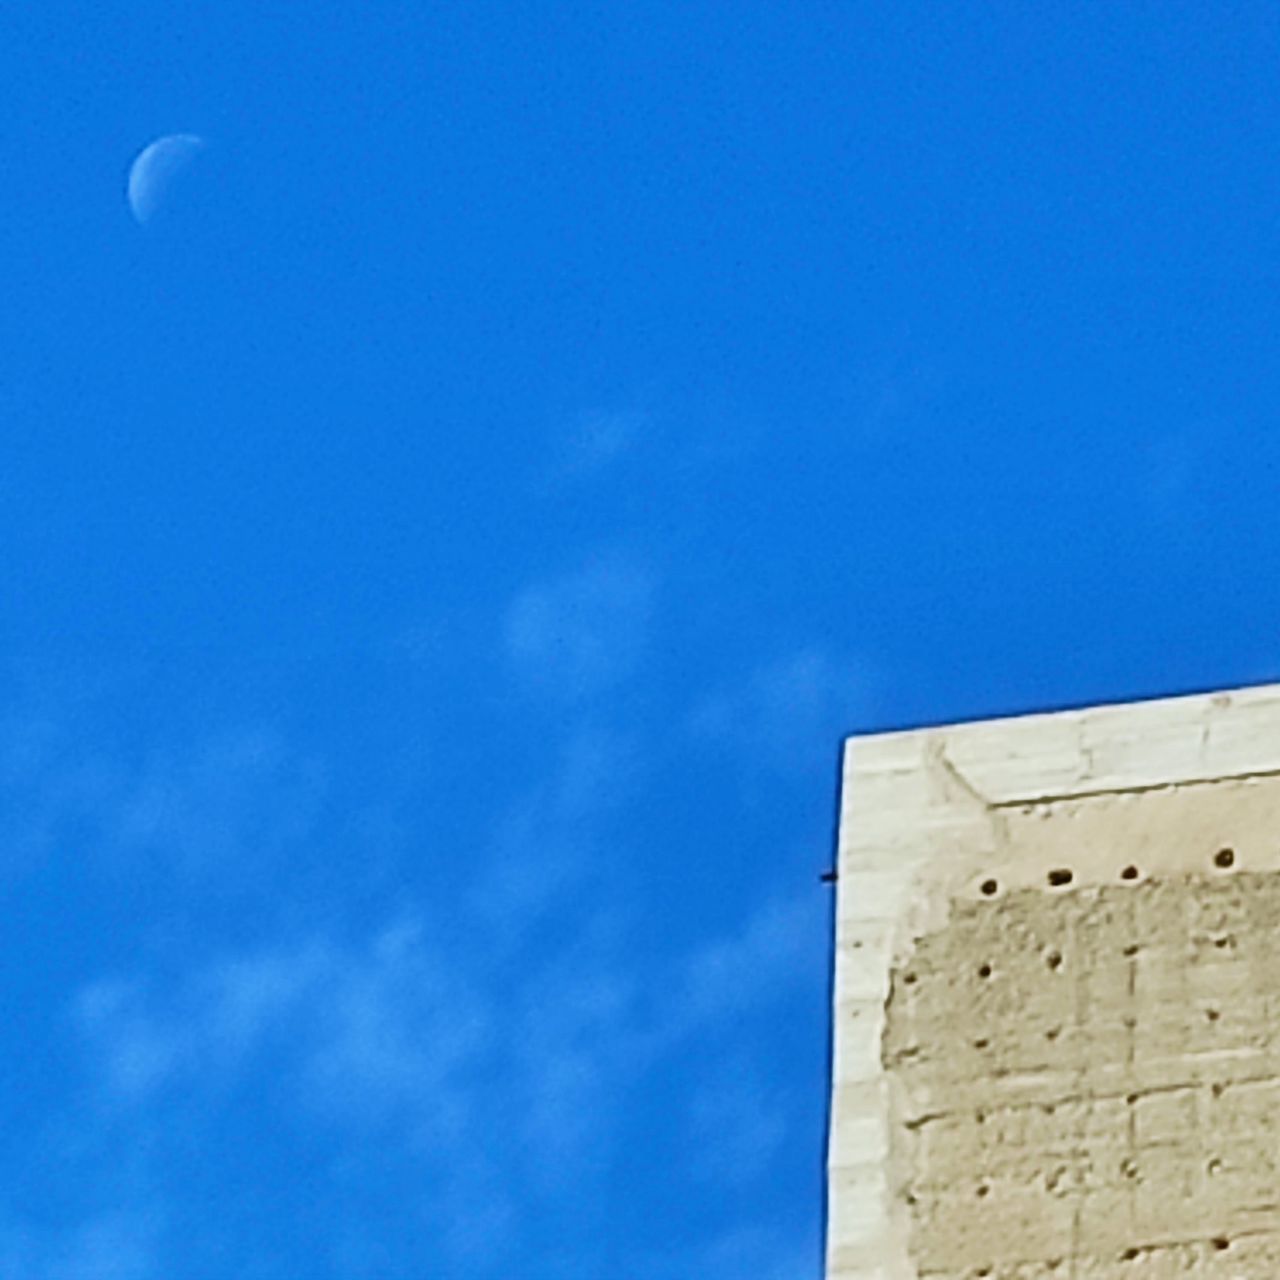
<box><xmin>827</xmin><ymin>684</ymin><xmax>1280</xmax><ymax>1279</ymax></box>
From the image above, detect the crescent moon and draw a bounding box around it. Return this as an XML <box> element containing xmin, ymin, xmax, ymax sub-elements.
<box><xmin>127</xmin><ymin>134</ymin><xmax>206</xmax><ymax>225</ymax></box>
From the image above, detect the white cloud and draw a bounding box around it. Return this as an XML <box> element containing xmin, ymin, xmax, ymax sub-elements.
<box><xmin>697</xmin><ymin>1227</ymin><xmax>817</xmax><ymax>1280</ymax></box>
<box><xmin>491</xmin><ymin>888</ymin><xmax>820</xmax><ymax>1200</ymax></box>
<box><xmin>49</xmin><ymin>1212</ymin><xmax>159</xmax><ymax>1280</ymax></box>
<box><xmin>72</xmin><ymin>876</ymin><xmax>819</xmax><ymax>1261</ymax></box>
<box><xmin>0</xmin><ymin>717</ymin><xmax>326</xmax><ymax>886</ymax></box>
<box><xmin>0</xmin><ymin>1210</ymin><xmax>160</xmax><ymax>1280</ymax></box>
<box><xmin>9</xmin><ymin>680</ymin><xmax>827</xmax><ymax>1275</ymax></box>
<box><xmin>471</xmin><ymin>722</ymin><xmax>642</xmax><ymax>930</ymax></box>
<box><xmin>690</xmin><ymin>647</ymin><xmax>876</xmax><ymax>773</ymax></box>
<box><xmin>542</xmin><ymin>409</ymin><xmax>644</xmax><ymax>487</ymax></box>
<box><xmin>504</xmin><ymin>554</ymin><xmax>656</xmax><ymax>701</ymax></box>
<box><xmin>73</xmin><ymin>921</ymin><xmax>490</xmax><ymax>1147</ymax></box>
<box><xmin>112</xmin><ymin>730</ymin><xmax>325</xmax><ymax>875</ymax></box>
<box><xmin>300</xmin><ymin>920</ymin><xmax>490</xmax><ymax>1139</ymax></box>
<box><xmin>0</xmin><ymin>715</ymin><xmax>123</xmax><ymax>872</ymax></box>
<box><xmin>74</xmin><ymin>979</ymin><xmax>189</xmax><ymax>1099</ymax></box>
<box><xmin>642</xmin><ymin>1224</ymin><xmax>819</xmax><ymax>1280</ymax></box>
<box><xmin>58</xmin><ymin>689</ymin><xmax>825</xmax><ymax>1275</ymax></box>
<box><xmin>505</xmin><ymin>949</ymin><xmax>644</xmax><ymax>1188</ymax></box>
<box><xmin>687</xmin><ymin>1061</ymin><xmax>789</xmax><ymax>1186</ymax></box>
<box><xmin>71</xmin><ymin>921</ymin><xmax>517</xmax><ymax>1267</ymax></box>
<box><xmin>674</xmin><ymin>887</ymin><xmax>825</xmax><ymax>1030</ymax></box>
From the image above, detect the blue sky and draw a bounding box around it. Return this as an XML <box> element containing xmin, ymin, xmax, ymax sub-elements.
<box><xmin>3</xmin><ymin>3</ymin><xmax>1280</xmax><ymax>1275</ymax></box>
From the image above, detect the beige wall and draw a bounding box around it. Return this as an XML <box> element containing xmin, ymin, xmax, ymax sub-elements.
<box><xmin>827</xmin><ymin>684</ymin><xmax>1280</xmax><ymax>1279</ymax></box>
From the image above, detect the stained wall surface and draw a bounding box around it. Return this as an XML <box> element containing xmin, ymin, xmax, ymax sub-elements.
<box><xmin>827</xmin><ymin>685</ymin><xmax>1280</xmax><ymax>1279</ymax></box>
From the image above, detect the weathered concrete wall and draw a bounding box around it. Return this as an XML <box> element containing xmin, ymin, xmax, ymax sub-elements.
<box><xmin>827</xmin><ymin>684</ymin><xmax>1280</xmax><ymax>1279</ymax></box>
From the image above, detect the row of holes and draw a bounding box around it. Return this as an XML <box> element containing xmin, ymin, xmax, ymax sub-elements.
<box><xmin>967</xmin><ymin>1003</ymin><xmax>1223</xmax><ymax>1049</ymax></box>
<box><xmin>965</xmin><ymin>1234</ymin><xmax>1234</xmax><ymax>1275</ymax></box>
<box><xmin>986</xmin><ymin>1081</ymin><xmax>1236</xmax><ymax>1118</ymax></box>
<box><xmin>974</xmin><ymin>962</ymin><xmax>1227</xmax><ymax>982</ymax></box>
<box><xmin>902</xmin><ymin>933</ymin><xmax>1235</xmax><ymax>987</ymax></box>
<box><xmin>978</xmin><ymin>847</ymin><xmax>1237</xmax><ymax>897</ymax></box>
<box><xmin>903</xmin><ymin>997</ymin><xmax>1226</xmax><ymax>1053</ymax></box>
<box><xmin>975</xmin><ymin>1153</ymin><xmax>1226</xmax><ymax>1195</ymax></box>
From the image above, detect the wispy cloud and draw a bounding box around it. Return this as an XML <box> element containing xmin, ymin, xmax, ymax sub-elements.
<box><xmin>0</xmin><ymin>717</ymin><xmax>326</xmax><ymax>886</ymax></box>
<box><xmin>0</xmin><ymin>714</ymin><xmax>123</xmax><ymax>873</ymax></box>
<box><xmin>471</xmin><ymin>722</ymin><xmax>642</xmax><ymax>930</ymax></box>
<box><xmin>503</xmin><ymin>553</ymin><xmax>656</xmax><ymax>703</ymax></box>
<box><xmin>541</xmin><ymin>408</ymin><xmax>645</xmax><ymax>488</ymax></box>
<box><xmin>73</xmin><ymin>921</ymin><xmax>489</xmax><ymax>1145</ymax></box>
<box><xmin>689</xmin><ymin>646</ymin><xmax>877</xmax><ymax>773</ymax></box>
<box><xmin>696</xmin><ymin>1227</ymin><xmax>818</xmax><ymax>1280</ymax></box>
<box><xmin>0</xmin><ymin>1209</ymin><xmax>160</xmax><ymax>1280</ymax></box>
<box><xmin>112</xmin><ymin>730</ymin><xmax>326</xmax><ymax>876</ymax></box>
<box><xmin>672</xmin><ymin>885</ymin><xmax>825</xmax><ymax>1030</ymax></box>
<box><xmin>686</xmin><ymin>1059</ymin><xmax>789</xmax><ymax>1186</ymax></box>
<box><xmin>71</xmin><ymin>869</ymin><xmax>820</xmax><ymax>1269</ymax></box>
<box><xmin>507</xmin><ymin>955</ymin><xmax>640</xmax><ymax>1186</ymax></box>
<box><xmin>300</xmin><ymin>919</ymin><xmax>490</xmax><ymax>1139</ymax></box>
<box><xmin>642</xmin><ymin>1223</ymin><xmax>819</xmax><ymax>1280</ymax></box>
<box><xmin>33</xmin><ymin>660</ymin><xmax>822</xmax><ymax>1277</ymax></box>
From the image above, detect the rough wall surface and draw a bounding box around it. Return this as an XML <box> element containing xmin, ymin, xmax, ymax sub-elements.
<box><xmin>827</xmin><ymin>685</ymin><xmax>1280</xmax><ymax>1280</ymax></box>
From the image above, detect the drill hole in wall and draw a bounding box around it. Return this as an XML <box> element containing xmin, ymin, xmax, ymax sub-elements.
<box><xmin>1121</xmin><ymin>865</ymin><xmax>1139</xmax><ymax>880</ymax></box>
<box><xmin>1047</xmin><ymin>868</ymin><xmax>1073</xmax><ymax>887</ymax></box>
<box><xmin>1214</xmin><ymin>848</ymin><xmax>1235</xmax><ymax>869</ymax></box>
<box><xmin>977</xmin><ymin>963</ymin><xmax>992</xmax><ymax>979</ymax></box>
<box><xmin>980</xmin><ymin>877</ymin><xmax>999</xmax><ymax>896</ymax></box>
<box><xmin>1046</xmin><ymin>950</ymin><xmax>1063</xmax><ymax>970</ymax></box>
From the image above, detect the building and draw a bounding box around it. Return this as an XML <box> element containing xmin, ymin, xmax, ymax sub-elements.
<box><xmin>826</xmin><ymin>684</ymin><xmax>1280</xmax><ymax>1278</ymax></box>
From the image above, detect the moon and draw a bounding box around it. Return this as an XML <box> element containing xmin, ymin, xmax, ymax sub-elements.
<box><xmin>127</xmin><ymin>134</ymin><xmax>206</xmax><ymax>225</ymax></box>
